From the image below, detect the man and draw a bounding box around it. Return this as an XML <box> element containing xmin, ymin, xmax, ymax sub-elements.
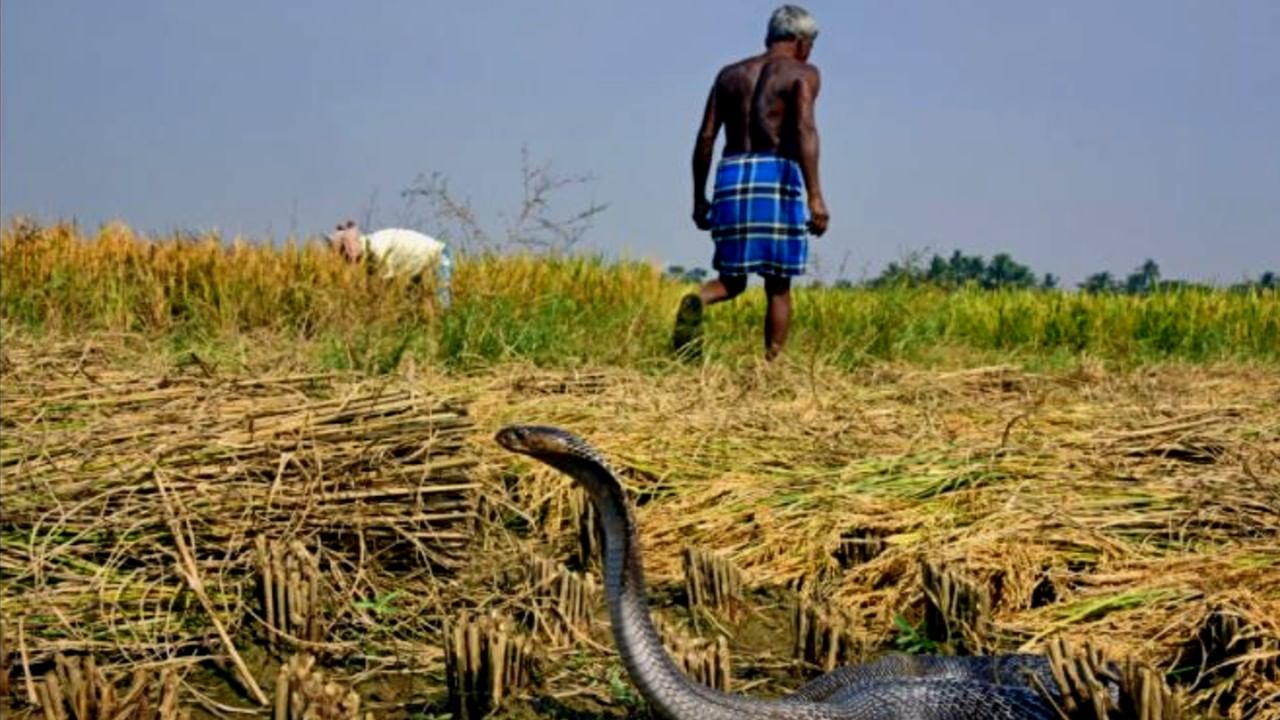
<box><xmin>675</xmin><ymin>4</ymin><xmax>829</xmax><ymax>361</ymax></box>
<box><xmin>327</xmin><ymin>219</ymin><xmax>453</xmax><ymax>306</ymax></box>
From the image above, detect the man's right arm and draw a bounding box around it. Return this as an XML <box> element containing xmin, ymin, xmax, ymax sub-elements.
<box><xmin>795</xmin><ymin>66</ymin><xmax>828</xmax><ymax>237</ymax></box>
<box><xmin>691</xmin><ymin>81</ymin><xmax>720</xmax><ymax>231</ymax></box>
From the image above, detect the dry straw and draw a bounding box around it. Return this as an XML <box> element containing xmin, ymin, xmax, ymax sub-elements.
<box><xmin>2</xmin><ymin>324</ymin><xmax>1278</xmax><ymax>717</ymax></box>
<box><xmin>1</xmin><ymin>337</ymin><xmax>479</xmax><ymax>714</ymax></box>
<box><xmin>464</xmin><ymin>359</ymin><xmax>1279</xmax><ymax>718</ymax></box>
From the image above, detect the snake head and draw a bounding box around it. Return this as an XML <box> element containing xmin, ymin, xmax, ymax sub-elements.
<box><xmin>495</xmin><ymin>424</ymin><xmax>582</xmax><ymax>457</ymax></box>
<box><xmin>495</xmin><ymin>424</ymin><xmax>616</xmax><ymax>476</ymax></box>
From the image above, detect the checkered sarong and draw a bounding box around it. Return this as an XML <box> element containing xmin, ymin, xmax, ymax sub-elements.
<box><xmin>708</xmin><ymin>153</ymin><xmax>810</xmax><ymax>277</ymax></box>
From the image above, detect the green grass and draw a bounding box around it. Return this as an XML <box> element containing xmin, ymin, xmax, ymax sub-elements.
<box><xmin>3</xmin><ymin>221</ymin><xmax>1277</xmax><ymax>370</ymax></box>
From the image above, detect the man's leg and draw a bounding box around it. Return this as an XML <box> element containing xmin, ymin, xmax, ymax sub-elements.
<box><xmin>673</xmin><ymin>274</ymin><xmax>747</xmax><ymax>356</ymax></box>
<box><xmin>762</xmin><ymin>274</ymin><xmax>792</xmax><ymax>361</ymax></box>
<box><xmin>699</xmin><ymin>274</ymin><xmax>747</xmax><ymax>305</ymax></box>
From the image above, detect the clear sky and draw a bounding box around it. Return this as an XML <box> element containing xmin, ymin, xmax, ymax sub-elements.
<box><xmin>3</xmin><ymin>1</ymin><xmax>1278</xmax><ymax>285</ymax></box>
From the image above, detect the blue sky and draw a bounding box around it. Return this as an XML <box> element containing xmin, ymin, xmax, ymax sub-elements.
<box><xmin>3</xmin><ymin>0</ymin><xmax>1278</xmax><ymax>285</ymax></box>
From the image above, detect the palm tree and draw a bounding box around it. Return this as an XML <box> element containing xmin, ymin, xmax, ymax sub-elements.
<box><xmin>1125</xmin><ymin>259</ymin><xmax>1161</xmax><ymax>294</ymax></box>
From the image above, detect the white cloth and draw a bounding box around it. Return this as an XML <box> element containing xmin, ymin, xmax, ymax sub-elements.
<box><xmin>360</xmin><ymin>228</ymin><xmax>450</xmax><ymax>280</ymax></box>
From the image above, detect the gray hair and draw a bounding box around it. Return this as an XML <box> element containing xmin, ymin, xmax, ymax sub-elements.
<box><xmin>766</xmin><ymin>5</ymin><xmax>819</xmax><ymax>44</ymax></box>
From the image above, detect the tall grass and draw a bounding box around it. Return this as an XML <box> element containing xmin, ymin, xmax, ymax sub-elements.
<box><xmin>2</xmin><ymin>221</ymin><xmax>1277</xmax><ymax>370</ymax></box>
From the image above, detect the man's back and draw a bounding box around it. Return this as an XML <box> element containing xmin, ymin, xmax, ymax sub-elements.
<box><xmin>365</xmin><ymin>228</ymin><xmax>447</xmax><ymax>279</ymax></box>
<box><xmin>711</xmin><ymin>55</ymin><xmax>769</xmax><ymax>157</ymax></box>
<box><xmin>749</xmin><ymin>56</ymin><xmax>820</xmax><ymax>161</ymax></box>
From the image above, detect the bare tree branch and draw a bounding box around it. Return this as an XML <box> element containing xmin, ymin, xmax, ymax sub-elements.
<box><xmin>402</xmin><ymin>144</ymin><xmax>608</xmax><ymax>255</ymax></box>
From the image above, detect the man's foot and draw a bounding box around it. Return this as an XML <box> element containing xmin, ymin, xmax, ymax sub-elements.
<box><xmin>672</xmin><ymin>293</ymin><xmax>705</xmax><ymax>359</ymax></box>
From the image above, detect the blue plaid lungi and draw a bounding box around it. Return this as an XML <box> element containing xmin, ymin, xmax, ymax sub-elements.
<box><xmin>708</xmin><ymin>153</ymin><xmax>810</xmax><ymax>277</ymax></box>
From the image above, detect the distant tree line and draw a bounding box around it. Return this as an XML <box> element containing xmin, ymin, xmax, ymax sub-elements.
<box><xmin>863</xmin><ymin>251</ymin><xmax>1057</xmax><ymax>291</ymax></box>
<box><xmin>663</xmin><ymin>265</ymin><xmax>709</xmax><ymax>284</ymax></box>
<box><xmin>666</xmin><ymin>252</ymin><xmax>1277</xmax><ymax>294</ymax></box>
<box><xmin>1077</xmin><ymin>264</ymin><xmax>1277</xmax><ymax>294</ymax></box>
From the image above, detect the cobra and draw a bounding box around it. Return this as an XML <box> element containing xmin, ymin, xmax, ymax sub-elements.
<box><xmin>496</xmin><ymin>424</ymin><xmax>1071</xmax><ymax>720</ymax></box>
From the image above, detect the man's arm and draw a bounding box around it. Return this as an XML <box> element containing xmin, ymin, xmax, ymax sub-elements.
<box><xmin>795</xmin><ymin>66</ymin><xmax>828</xmax><ymax>237</ymax></box>
<box><xmin>691</xmin><ymin>82</ymin><xmax>721</xmax><ymax>231</ymax></box>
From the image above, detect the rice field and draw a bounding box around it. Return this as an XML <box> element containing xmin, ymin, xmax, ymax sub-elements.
<box><xmin>1</xmin><ymin>222</ymin><xmax>1278</xmax><ymax>719</ymax></box>
<box><xmin>3</xmin><ymin>221</ymin><xmax>1277</xmax><ymax>370</ymax></box>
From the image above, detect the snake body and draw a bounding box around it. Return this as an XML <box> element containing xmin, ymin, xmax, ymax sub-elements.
<box><xmin>496</xmin><ymin>425</ymin><xmax>1062</xmax><ymax>719</ymax></box>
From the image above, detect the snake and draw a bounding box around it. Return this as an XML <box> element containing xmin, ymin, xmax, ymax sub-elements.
<box><xmin>495</xmin><ymin>424</ymin><xmax>1068</xmax><ymax>719</ymax></box>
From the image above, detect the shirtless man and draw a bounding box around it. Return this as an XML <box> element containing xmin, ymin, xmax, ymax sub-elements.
<box><xmin>674</xmin><ymin>5</ymin><xmax>828</xmax><ymax>362</ymax></box>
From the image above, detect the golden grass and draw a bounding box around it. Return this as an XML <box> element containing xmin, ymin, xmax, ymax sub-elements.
<box><xmin>4</xmin><ymin>220</ymin><xmax>1277</xmax><ymax>370</ymax></box>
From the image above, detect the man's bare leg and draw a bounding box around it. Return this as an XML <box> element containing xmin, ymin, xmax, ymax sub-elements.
<box><xmin>673</xmin><ymin>275</ymin><xmax>747</xmax><ymax>357</ymax></box>
<box><xmin>763</xmin><ymin>274</ymin><xmax>792</xmax><ymax>361</ymax></box>
<box><xmin>699</xmin><ymin>274</ymin><xmax>747</xmax><ymax>305</ymax></box>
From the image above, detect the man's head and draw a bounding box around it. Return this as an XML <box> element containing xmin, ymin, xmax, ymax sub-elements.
<box><xmin>327</xmin><ymin>219</ymin><xmax>363</xmax><ymax>263</ymax></box>
<box><xmin>766</xmin><ymin>5</ymin><xmax>819</xmax><ymax>60</ymax></box>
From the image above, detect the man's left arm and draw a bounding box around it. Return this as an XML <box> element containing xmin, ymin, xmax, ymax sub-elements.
<box><xmin>691</xmin><ymin>83</ymin><xmax>721</xmax><ymax>231</ymax></box>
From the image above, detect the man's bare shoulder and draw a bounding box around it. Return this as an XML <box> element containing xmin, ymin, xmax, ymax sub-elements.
<box><xmin>716</xmin><ymin>54</ymin><xmax>767</xmax><ymax>82</ymax></box>
<box><xmin>798</xmin><ymin>61</ymin><xmax>820</xmax><ymax>92</ymax></box>
<box><xmin>761</xmin><ymin>56</ymin><xmax>818</xmax><ymax>78</ymax></box>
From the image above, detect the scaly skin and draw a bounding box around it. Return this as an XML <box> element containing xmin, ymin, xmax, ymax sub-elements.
<box><xmin>495</xmin><ymin>425</ymin><xmax>1060</xmax><ymax>720</ymax></box>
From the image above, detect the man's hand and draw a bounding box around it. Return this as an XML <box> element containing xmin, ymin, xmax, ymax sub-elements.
<box><xmin>693</xmin><ymin>197</ymin><xmax>713</xmax><ymax>231</ymax></box>
<box><xmin>807</xmin><ymin>195</ymin><xmax>829</xmax><ymax>237</ymax></box>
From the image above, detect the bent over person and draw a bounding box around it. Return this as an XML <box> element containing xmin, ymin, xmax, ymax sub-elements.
<box><xmin>674</xmin><ymin>4</ymin><xmax>829</xmax><ymax>362</ymax></box>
